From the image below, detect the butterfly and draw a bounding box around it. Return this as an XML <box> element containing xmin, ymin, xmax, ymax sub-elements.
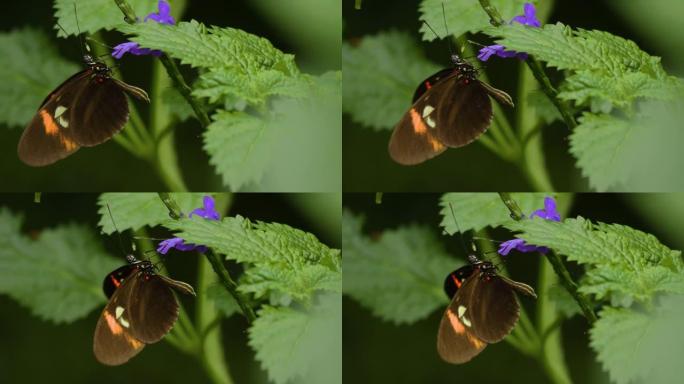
<box><xmin>388</xmin><ymin>54</ymin><xmax>513</xmax><ymax>165</ymax></box>
<box><xmin>93</xmin><ymin>254</ymin><xmax>195</xmax><ymax>365</ymax></box>
<box><xmin>17</xmin><ymin>53</ymin><xmax>149</xmax><ymax>166</ymax></box>
<box><xmin>437</xmin><ymin>254</ymin><xmax>536</xmax><ymax>364</ymax></box>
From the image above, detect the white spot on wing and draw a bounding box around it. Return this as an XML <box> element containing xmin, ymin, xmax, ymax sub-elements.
<box><xmin>422</xmin><ymin>105</ymin><xmax>436</xmax><ymax>128</ymax></box>
<box><xmin>457</xmin><ymin>305</ymin><xmax>472</xmax><ymax>328</ymax></box>
<box><xmin>115</xmin><ymin>306</ymin><xmax>130</xmax><ymax>328</ymax></box>
<box><xmin>54</xmin><ymin>106</ymin><xmax>69</xmax><ymax>128</ymax></box>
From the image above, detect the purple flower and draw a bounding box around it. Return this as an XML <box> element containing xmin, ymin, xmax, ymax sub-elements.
<box><xmin>189</xmin><ymin>196</ymin><xmax>220</xmax><ymax>221</ymax></box>
<box><xmin>476</xmin><ymin>44</ymin><xmax>527</xmax><ymax>61</ymax></box>
<box><xmin>530</xmin><ymin>197</ymin><xmax>561</xmax><ymax>222</ymax></box>
<box><xmin>477</xmin><ymin>2</ymin><xmax>540</xmax><ymax>62</ymax></box>
<box><xmin>144</xmin><ymin>0</ymin><xmax>175</xmax><ymax>25</ymax></box>
<box><xmin>511</xmin><ymin>3</ymin><xmax>541</xmax><ymax>27</ymax></box>
<box><xmin>499</xmin><ymin>238</ymin><xmax>548</xmax><ymax>256</ymax></box>
<box><xmin>157</xmin><ymin>195</ymin><xmax>220</xmax><ymax>254</ymax></box>
<box><xmin>111</xmin><ymin>42</ymin><xmax>162</xmax><ymax>59</ymax></box>
<box><xmin>112</xmin><ymin>0</ymin><xmax>175</xmax><ymax>60</ymax></box>
<box><xmin>157</xmin><ymin>237</ymin><xmax>207</xmax><ymax>254</ymax></box>
<box><xmin>498</xmin><ymin>196</ymin><xmax>559</xmax><ymax>256</ymax></box>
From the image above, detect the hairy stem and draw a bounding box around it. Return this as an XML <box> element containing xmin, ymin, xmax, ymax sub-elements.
<box><xmin>476</xmin><ymin>0</ymin><xmax>577</xmax><ymax>130</ymax></box>
<box><xmin>497</xmin><ymin>193</ymin><xmax>597</xmax><ymax>326</ymax></box>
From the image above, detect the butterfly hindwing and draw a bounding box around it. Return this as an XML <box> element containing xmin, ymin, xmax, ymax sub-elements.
<box><xmin>464</xmin><ymin>273</ymin><xmax>521</xmax><ymax>343</ymax></box>
<box><xmin>433</xmin><ymin>79</ymin><xmax>493</xmax><ymax>148</ymax></box>
<box><xmin>93</xmin><ymin>269</ymin><xmax>145</xmax><ymax>366</ymax></box>
<box><xmin>122</xmin><ymin>273</ymin><xmax>180</xmax><ymax>344</ymax></box>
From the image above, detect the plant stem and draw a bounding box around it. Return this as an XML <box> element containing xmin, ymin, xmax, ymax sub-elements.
<box><xmin>156</xmin><ymin>193</ymin><xmax>257</xmax><ymax>324</ymax></box>
<box><xmin>197</xmin><ymin>254</ymin><xmax>233</xmax><ymax>384</ymax></box>
<box><xmin>476</xmin><ymin>0</ymin><xmax>577</xmax><ymax>130</ymax></box>
<box><xmin>517</xmin><ymin>64</ymin><xmax>554</xmax><ymax>191</ymax></box>
<box><xmin>205</xmin><ymin>250</ymin><xmax>257</xmax><ymax>323</ymax></box>
<box><xmin>497</xmin><ymin>193</ymin><xmax>597</xmax><ymax>325</ymax></box>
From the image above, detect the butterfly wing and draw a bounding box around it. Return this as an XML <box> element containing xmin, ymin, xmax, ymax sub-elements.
<box><xmin>17</xmin><ymin>70</ymin><xmax>91</xmax><ymax>166</ymax></box>
<box><xmin>124</xmin><ymin>274</ymin><xmax>182</xmax><ymax>344</ymax></box>
<box><xmin>465</xmin><ymin>274</ymin><xmax>524</xmax><ymax>343</ymax></box>
<box><xmin>18</xmin><ymin>68</ymin><xmax>149</xmax><ymax>166</ymax></box>
<box><xmin>388</xmin><ymin>75</ymin><xmax>457</xmax><ymax>165</ymax></box>
<box><xmin>432</xmin><ymin>79</ymin><xmax>493</xmax><ymax>148</ymax></box>
<box><xmin>93</xmin><ymin>270</ymin><xmax>145</xmax><ymax>366</ymax></box>
<box><xmin>437</xmin><ymin>275</ymin><xmax>487</xmax><ymax>364</ymax></box>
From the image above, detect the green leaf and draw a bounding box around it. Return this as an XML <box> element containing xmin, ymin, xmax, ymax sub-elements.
<box><xmin>0</xmin><ymin>27</ymin><xmax>79</xmax><ymax>128</ymax></box>
<box><xmin>162</xmin><ymin>86</ymin><xmax>197</xmax><ymax>122</ymax></box>
<box><xmin>0</xmin><ymin>207</ymin><xmax>120</xmax><ymax>323</ymax></box>
<box><xmin>118</xmin><ymin>20</ymin><xmax>307</xmax><ymax>106</ymax></box>
<box><xmin>559</xmin><ymin>71</ymin><xmax>682</xmax><ymax>111</ymax></box>
<box><xmin>487</xmin><ymin>23</ymin><xmax>665</xmax><ymax>76</ymax></box>
<box><xmin>249</xmin><ymin>293</ymin><xmax>341</xmax><ymax>384</ymax></box>
<box><xmin>54</xmin><ymin>0</ymin><xmax>157</xmax><ymax>37</ymax></box>
<box><xmin>439</xmin><ymin>193</ymin><xmax>549</xmax><ymax>233</ymax></box>
<box><xmin>204</xmin><ymin>111</ymin><xmax>271</xmax><ymax>190</ymax></box>
<box><xmin>164</xmin><ymin>216</ymin><xmax>341</xmax><ymax>302</ymax></box>
<box><xmin>97</xmin><ymin>193</ymin><xmax>208</xmax><ymax>234</ymax></box>
<box><xmin>506</xmin><ymin>217</ymin><xmax>684</xmax><ymax>306</ymax></box>
<box><xmin>569</xmin><ymin>113</ymin><xmax>633</xmax><ymax>191</ymax></box>
<box><xmin>570</xmin><ymin>100</ymin><xmax>684</xmax><ymax>192</ymax></box>
<box><xmin>547</xmin><ymin>284</ymin><xmax>581</xmax><ymax>318</ymax></box>
<box><xmin>206</xmin><ymin>283</ymin><xmax>239</xmax><ymax>318</ymax></box>
<box><xmin>205</xmin><ymin>73</ymin><xmax>341</xmax><ymax>191</ymax></box>
<box><xmin>526</xmin><ymin>91</ymin><xmax>563</xmax><ymax>124</ymax></box>
<box><xmin>193</xmin><ymin>67</ymin><xmax>312</xmax><ymax>108</ymax></box>
<box><xmin>342</xmin><ymin>210</ymin><xmax>455</xmax><ymax>324</ymax></box>
<box><xmin>590</xmin><ymin>295</ymin><xmax>684</xmax><ymax>384</ymax></box>
<box><xmin>342</xmin><ymin>31</ymin><xmax>439</xmax><ymax>130</ymax></box>
<box><xmin>419</xmin><ymin>0</ymin><xmax>528</xmax><ymax>41</ymax></box>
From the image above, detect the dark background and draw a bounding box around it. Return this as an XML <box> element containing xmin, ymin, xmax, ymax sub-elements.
<box><xmin>0</xmin><ymin>0</ymin><xmax>339</xmax><ymax>191</ymax></box>
<box><xmin>0</xmin><ymin>193</ymin><xmax>340</xmax><ymax>384</ymax></box>
<box><xmin>342</xmin><ymin>0</ymin><xmax>683</xmax><ymax>192</ymax></box>
<box><xmin>342</xmin><ymin>193</ymin><xmax>684</xmax><ymax>383</ymax></box>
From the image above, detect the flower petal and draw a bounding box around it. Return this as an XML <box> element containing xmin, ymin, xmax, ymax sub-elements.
<box><xmin>189</xmin><ymin>195</ymin><xmax>220</xmax><ymax>220</ymax></box>
<box><xmin>144</xmin><ymin>0</ymin><xmax>176</xmax><ymax>25</ymax></box>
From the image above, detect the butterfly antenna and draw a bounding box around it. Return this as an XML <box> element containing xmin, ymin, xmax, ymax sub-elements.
<box><xmin>422</xmin><ymin>20</ymin><xmax>441</xmax><ymax>41</ymax></box>
<box><xmin>441</xmin><ymin>2</ymin><xmax>456</xmax><ymax>57</ymax></box>
<box><xmin>447</xmin><ymin>202</ymin><xmax>475</xmax><ymax>257</ymax></box>
<box><xmin>106</xmin><ymin>203</ymin><xmax>129</xmax><ymax>256</ymax></box>
<box><xmin>72</xmin><ymin>2</ymin><xmax>89</xmax><ymax>57</ymax></box>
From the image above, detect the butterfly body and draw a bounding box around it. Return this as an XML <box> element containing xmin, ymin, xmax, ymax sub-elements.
<box><xmin>389</xmin><ymin>55</ymin><xmax>513</xmax><ymax>165</ymax></box>
<box><xmin>94</xmin><ymin>254</ymin><xmax>194</xmax><ymax>366</ymax></box>
<box><xmin>437</xmin><ymin>254</ymin><xmax>535</xmax><ymax>364</ymax></box>
<box><xmin>18</xmin><ymin>55</ymin><xmax>149</xmax><ymax>166</ymax></box>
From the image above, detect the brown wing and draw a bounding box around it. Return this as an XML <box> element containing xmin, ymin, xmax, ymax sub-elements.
<box><xmin>437</xmin><ymin>276</ymin><xmax>488</xmax><ymax>364</ymax></box>
<box><xmin>69</xmin><ymin>75</ymin><xmax>130</xmax><ymax>146</ymax></box>
<box><xmin>125</xmin><ymin>274</ymin><xmax>181</xmax><ymax>344</ymax></box>
<box><xmin>93</xmin><ymin>271</ymin><xmax>145</xmax><ymax>366</ymax></box>
<box><xmin>466</xmin><ymin>274</ymin><xmax>522</xmax><ymax>344</ymax></box>
<box><xmin>433</xmin><ymin>79</ymin><xmax>493</xmax><ymax>148</ymax></box>
<box><xmin>388</xmin><ymin>82</ymin><xmax>451</xmax><ymax>165</ymax></box>
<box><xmin>17</xmin><ymin>71</ymin><xmax>92</xmax><ymax>166</ymax></box>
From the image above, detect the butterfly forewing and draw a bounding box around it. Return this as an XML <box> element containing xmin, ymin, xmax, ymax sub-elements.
<box><xmin>102</xmin><ymin>264</ymin><xmax>137</xmax><ymax>299</ymax></box>
<box><xmin>93</xmin><ymin>270</ymin><xmax>146</xmax><ymax>366</ymax></box>
<box><xmin>412</xmin><ymin>68</ymin><xmax>454</xmax><ymax>103</ymax></box>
